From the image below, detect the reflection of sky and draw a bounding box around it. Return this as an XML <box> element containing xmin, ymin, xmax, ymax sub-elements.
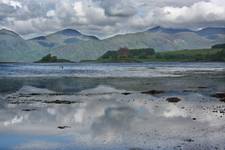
<box><xmin>0</xmin><ymin>133</ymin><xmax>73</xmax><ymax>150</ymax></box>
<box><xmin>0</xmin><ymin>85</ymin><xmax>225</xmax><ymax>149</ymax></box>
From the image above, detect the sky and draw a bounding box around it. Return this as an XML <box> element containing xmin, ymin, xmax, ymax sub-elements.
<box><xmin>0</xmin><ymin>0</ymin><xmax>225</xmax><ymax>39</ymax></box>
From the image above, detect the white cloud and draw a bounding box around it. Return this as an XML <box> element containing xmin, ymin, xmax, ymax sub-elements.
<box><xmin>0</xmin><ymin>0</ymin><xmax>225</xmax><ymax>38</ymax></box>
<box><xmin>158</xmin><ymin>0</ymin><xmax>225</xmax><ymax>24</ymax></box>
<box><xmin>73</xmin><ymin>1</ymin><xmax>85</xmax><ymax>17</ymax></box>
<box><xmin>1</xmin><ymin>0</ymin><xmax>22</xmax><ymax>8</ymax></box>
<box><xmin>46</xmin><ymin>10</ymin><xmax>55</xmax><ymax>17</ymax></box>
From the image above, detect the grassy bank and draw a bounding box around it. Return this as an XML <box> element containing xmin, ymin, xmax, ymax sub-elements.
<box><xmin>97</xmin><ymin>48</ymin><xmax>225</xmax><ymax>62</ymax></box>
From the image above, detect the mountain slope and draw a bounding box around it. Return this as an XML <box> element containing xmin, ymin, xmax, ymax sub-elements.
<box><xmin>29</xmin><ymin>29</ymin><xmax>99</xmax><ymax>49</ymax></box>
<box><xmin>0</xmin><ymin>27</ymin><xmax>224</xmax><ymax>62</ymax></box>
<box><xmin>0</xmin><ymin>29</ymin><xmax>47</xmax><ymax>62</ymax></box>
<box><xmin>197</xmin><ymin>27</ymin><xmax>225</xmax><ymax>36</ymax></box>
<box><xmin>51</xmin><ymin>29</ymin><xmax>223</xmax><ymax>61</ymax></box>
<box><xmin>147</xmin><ymin>26</ymin><xmax>193</xmax><ymax>34</ymax></box>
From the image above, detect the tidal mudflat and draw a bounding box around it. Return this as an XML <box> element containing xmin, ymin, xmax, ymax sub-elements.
<box><xmin>0</xmin><ymin>62</ymin><xmax>225</xmax><ymax>150</ymax></box>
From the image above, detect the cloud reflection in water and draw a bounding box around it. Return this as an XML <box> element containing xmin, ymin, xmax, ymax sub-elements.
<box><xmin>0</xmin><ymin>85</ymin><xmax>225</xmax><ymax>150</ymax></box>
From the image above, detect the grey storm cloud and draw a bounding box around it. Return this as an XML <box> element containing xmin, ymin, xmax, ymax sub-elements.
<box><xmin>0</xmin><ymin>0</ymin><xmax>225</xmax><ymax>38</ymax></box>
<box><xmin>0</xmin><ymin>3</ymin><xmax>16</xmax><ymax>15</ymax></box>
<box><xmin>100</xmin><ymin>0</ymin><xmax>137</xmax><ymax>17</ymax></box>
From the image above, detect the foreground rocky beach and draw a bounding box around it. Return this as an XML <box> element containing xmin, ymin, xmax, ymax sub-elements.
<box><xmin>0</xmin><ymin>62</ymin><xmax>225</xmax><ymax>150</ymax></box>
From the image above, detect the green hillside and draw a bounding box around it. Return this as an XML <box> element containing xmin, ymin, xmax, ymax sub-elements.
<box><xmin>99</xmin><ymin>48</ymin><xmax>155</xmax><ymax>62</ymax></box>
<box><xmin>212</xmin><ymin>43</ymin><xmax>225</xmax><ymax>49</ymax></box>
<box><xmin>98</xmin><ymin>47</ymin><xmax>225</xmax><ymax>62</ymax></box>
<box><xmin>0</xmin><ymin>27</ymin><xmax>225</xmax><ymax>62</ymax></box>
<box><xmin>153</xmin><ymin>48</ymin><xmax>225</xmax><ymax>62</ymax></box>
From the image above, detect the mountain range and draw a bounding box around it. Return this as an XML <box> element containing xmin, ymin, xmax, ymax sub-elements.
<box><xmin>0</xmin><ymin>26</ymin><xmax>225</xmax><ymax>62</ymax></box>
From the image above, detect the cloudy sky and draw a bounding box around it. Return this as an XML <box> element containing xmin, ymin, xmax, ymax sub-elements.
<box><xmin>0</xmin><ymin>0</ymin><xmax>225</xmax><ymax>39</ymax></box>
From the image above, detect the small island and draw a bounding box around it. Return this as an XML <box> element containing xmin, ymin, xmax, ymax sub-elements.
<box><xmin>35</xmin><ymin>54</ymin><xmax>73</xmax><ymax>63</ymax></box>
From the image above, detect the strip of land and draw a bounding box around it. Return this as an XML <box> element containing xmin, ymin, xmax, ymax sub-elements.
<box><xmin>97</xmin><ymin>45</ymin><xmax>225</xmax><ymax>63</ymax></box>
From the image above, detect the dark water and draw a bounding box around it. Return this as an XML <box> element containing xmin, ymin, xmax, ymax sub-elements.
<box><xmin>0</xmin><ymin>62</ymin><xmax>225</xmax><ymax>150</ymax></box>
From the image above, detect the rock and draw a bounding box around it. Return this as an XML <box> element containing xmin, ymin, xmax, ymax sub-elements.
<box><xmin>122</xmin><ymin>92</ymin><xmax>132</xmax><ymax>95</ymax></box>
<box><xmin>141</xmin><ymin>90</ymin><xmax>164</xmax><ymax>95</ymax></box>
<box><xmin>219</xmin><ymin>110</ymin><xmax>225</xmax><ymax>114</ymax></box>
<box><xmin>220</xmin><ymin>98</ymin><xmax>225</xmax><ymax>102</ymax></box>
<box><xmin>44</xmin><ymin>100</ymin><xmax>81</xmax><ymax>104</ymax></box>
<box><xmin>211</xmin><ymin>92</ymin><xmax>225</xmax><ymax>102</ymax></box>
<box><xmin>57</xmin><ymin>126</ymin><xmax>71</xmax><ymax>129</ymax></box>
<box><xmin>184</xmin><ymin>138</ymin><xmax>194</xmax><ymax>142</ymax></box>
<box><xmin>183</xmin><ymin>89</ymin><xmax>197</xmax><ymax>93</ymax></box>
<box><xmin>166</xmin><ymin>97</ymin><xmax>181</xmax><ymax>103</ymax></box>
<box><xmin>47</xmin><ymin>93</ymin><xmax>66</xmax><ymax>96</ymax></box>
<box><xmin>22</xmin><ymin>108</ymin><xmax>36</xmax><ymax>112</ymax></box>
<box><xmin>197</xmin><ymin>86</ymin><xmax>208</xmax><ymax>89</ymax></box>
<box><xmin>192</xmin><ymin>118</ymin><xmax>197</xmax><ymax>120</ymax></box>
<box><xmin>211</xmin><ymin>92</ymin><xmax>225</xmax><ymax>98</ymax></box>
<box><xmin>129</xmin><ymin>148</ymin><xmax>143</xmax><ymax>150</ymax></box>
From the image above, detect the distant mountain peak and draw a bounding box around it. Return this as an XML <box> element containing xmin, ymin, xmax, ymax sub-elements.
<box><xmin>148</xmin><ymin>26</ymin><xmax>163</xmax><ymax>32</ymax></box>
<box><xmin>197</xmin><ymin>27</ymin><xmax>225</xmax><ymax>35</ymax></box>
<box><xmin>31</xmin><ymin>36</ymin><xmax>47</xmax><ymax>41</ymax></box>
<box><xmin>200</xmin><ymin>27</ymin><xmax>225</xmax><ymax>30</ymax></box>
<box><xmin>0</xmin><ymin>28</ymin><xmax>20</xmax><ymax>37</ymax></box>
<box><xmin>56</xmin><ymin>29</ymin><xmax>82</xmax><ymax>36</ymax></box>
<box><xmin>147</xmin><ymin>26</ymin><xmax>225</xmax><ymax>37</ymax></box>
<box><xmin>0</xmin><ymin>28</ymin><xmax>11</xmax><ymax>32</ymax></box>
<box><xmin>148</xmin><ymin>26</ymin><xmax>192</xmax><ymax>34</ymax></box>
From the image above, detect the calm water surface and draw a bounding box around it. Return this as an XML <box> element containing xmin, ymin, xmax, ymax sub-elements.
<box><xmin>0</xmin><ymin>62</ymin><xmax>225</xmax><ymax>150</ymax></box>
